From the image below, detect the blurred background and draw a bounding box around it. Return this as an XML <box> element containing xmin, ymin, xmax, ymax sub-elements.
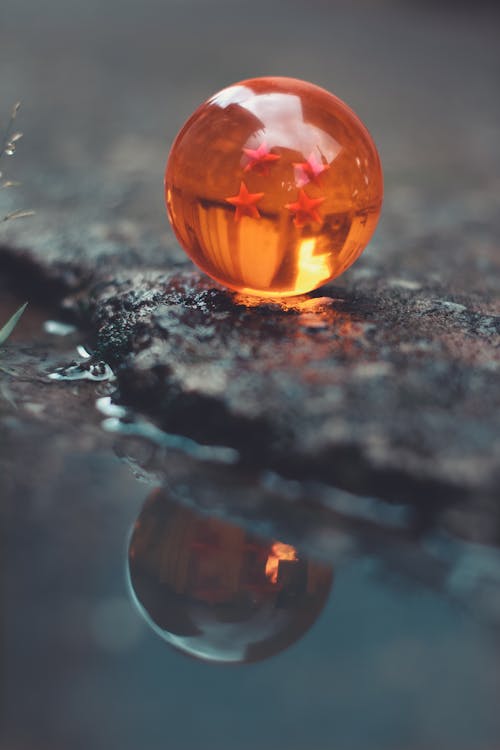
<box><xmin>1</xmin><ymin>0</ymin><xmax>499</xmax><ymax>237</ymax></box>
<box><xmin>1</xmin><ymin>1</ymin><xmax>500</xmax><ymax>749</ymax></box>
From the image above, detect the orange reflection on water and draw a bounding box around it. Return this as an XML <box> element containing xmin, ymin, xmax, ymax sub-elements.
<box><xmin>128</xmin><ymin>488</ymin><xmax>334</xmax><ymax>664</ymax></box>
<box><xmin>265</xmin><ymin>542</ymin><xmax>298</xmax><ymax>584</ymax></box>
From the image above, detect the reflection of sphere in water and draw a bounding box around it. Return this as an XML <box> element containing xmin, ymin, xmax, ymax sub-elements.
<box><xmin>128</xmin><ymin>489</ymin><xmax>333</xmax><ymax>664</ymax></box>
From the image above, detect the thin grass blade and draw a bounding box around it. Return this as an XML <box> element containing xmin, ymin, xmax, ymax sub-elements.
<box><xmin>0</xmin><ymin>302</ymin><xmax>28</xmax><ymax>345</ymax></box>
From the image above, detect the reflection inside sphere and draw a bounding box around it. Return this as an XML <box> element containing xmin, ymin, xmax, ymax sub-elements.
<box><xmin>127</xmin><ymin>489</ymin><xmax>334</xmax><ymax>664</ymax></box>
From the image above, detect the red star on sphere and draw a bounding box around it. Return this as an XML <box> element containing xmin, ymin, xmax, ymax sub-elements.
<box><xmin>242</xmin><ymin>142</ymin><xmax>280</xmax><ymax>173</ymax></box>
<box><xmin>285</xmin><ymin>189</ymin><xmax>325</xmax><ymax>228</ymax></box>
<box><xmin>226</xmin><ymin>181</ymin><xmax>265</xmax><ymax>221</ymax></box>
<box><xmin>293</xmin><ymin>152</ymin><xmax>329</xmax><ymax>187</ymax></box>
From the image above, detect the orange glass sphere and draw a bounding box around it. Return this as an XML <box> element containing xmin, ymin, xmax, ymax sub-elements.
<box><xmin>165</xmin><ymin>77</ymin><xmax>383</xmax><ymax>298</ymax></box>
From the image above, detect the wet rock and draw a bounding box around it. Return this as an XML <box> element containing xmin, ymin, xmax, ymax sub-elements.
<box><xmin>1</xmin><ymin>205</ymin><xmax>499</xmax><ymax>521</ymax></box>
<box><xmin>1</xmin><ymin>0</ymin><xmax>499</xmax><ymax>522</ymax></box>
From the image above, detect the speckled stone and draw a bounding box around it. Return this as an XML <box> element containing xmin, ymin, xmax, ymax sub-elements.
<box><xmin>1</xmin><ymin>0</ymin><xmax>499</xmax><ymax>528</ymax></box>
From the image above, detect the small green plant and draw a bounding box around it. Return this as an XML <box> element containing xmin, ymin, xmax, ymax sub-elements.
<box><xmin>1</xmin><ymin>103</ymin><xmax>32</xmax><ymax>349</ymax></box>
<box><xmin>0</xmin><ymin>103</ymin><xmax>32</xmax><ymax>349</ymax></box>
<box><xmin>1</xmin><ymin>102</ymin><xmax>34</xmax><ymax>222</ymax></box>
<box><xmin>0</xmin><ymin>302</ymin><xmax>27</xmax><ymax>345</ymax></box>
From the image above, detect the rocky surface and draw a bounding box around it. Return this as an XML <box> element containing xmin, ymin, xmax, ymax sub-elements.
<box><xmin>1</xmin><ymin>0</ymin><xmax>499</xmax><ymax>540</ymax></box>
<box><xmin>1</xmin><ymin>199</ymin><xmax>499</xmax><ymax>522</ymax></box>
